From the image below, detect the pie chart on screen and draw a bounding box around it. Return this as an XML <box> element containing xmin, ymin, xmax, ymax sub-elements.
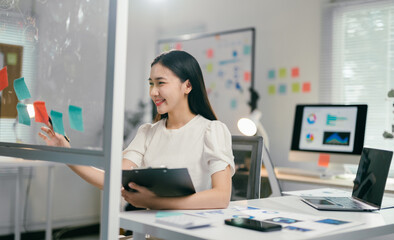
<box><xmin>306</xmin><ymin>133</ymin><xmax>314</xmax><ymax>142</ymax></box>
<box><xmin>307</xmin><ymin>113</ymin><xmax>316</xmax><ymax>124</ymax></box>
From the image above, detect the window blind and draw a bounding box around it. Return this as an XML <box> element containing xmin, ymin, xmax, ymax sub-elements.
<box><xmin>321</xmin><ymin>0</ymin><xmax>394</xmax><ymax>154</ymax></box>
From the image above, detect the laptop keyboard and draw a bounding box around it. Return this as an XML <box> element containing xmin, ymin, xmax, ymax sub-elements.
<box><xmin>328</xmin><ymin>197</ymin><xmax>364</xmax><ymax>209</ymax></box>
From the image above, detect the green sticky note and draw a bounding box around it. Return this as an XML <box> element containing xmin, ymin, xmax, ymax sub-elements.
<box><xmin>268</xmin><ymin>85</ymin><xmax>276</xmax><ymax>95</ymax></box>
<box><xmin>69</xmin><ymin>105</ymin><xmax>84</xmax><ymax>132</ymax></box>
<box><xmin>292</xmin><ymin>83</ymin><xmax>300</xmax><ymax>93</ymax></box>
<box><xmin>156</xmin><ymin>212</ymin><xmax>184</xmax><ymax>218</ymax></box>
<box><xmin>16</xmin><ymin>103</ymin><xmax>30</xmax><ymax>126</ymax></box>
<box><xmin>7</xmin><ymin>53</ymin><xmax>17</xmax><ymax>65</ymax></box>
<box><xmin>50</xmin><ymin>110</ymin><xmax>65</xmax><ymax>135</ymax></box>
<box><xmin>279</xmin><ymin>68</ymin><xmax>287</xmax><ymax>78</ymax></box>
<box><xmin>14</xmin><ymin>77</ymin><xmax>31</xmax><ymax>100</ymax></box>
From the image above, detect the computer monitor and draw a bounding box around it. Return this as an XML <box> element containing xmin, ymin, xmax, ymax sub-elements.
<box><xmin>289</xmin><ymin>104</ymin><xmax>368</xmax><ymax>166</ymax></box>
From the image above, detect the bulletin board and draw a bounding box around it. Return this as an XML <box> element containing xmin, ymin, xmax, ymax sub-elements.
<box><xmin>158</xmin><ymin>28</ymin><xmax>255</xmax><ymax>134</ymax></box>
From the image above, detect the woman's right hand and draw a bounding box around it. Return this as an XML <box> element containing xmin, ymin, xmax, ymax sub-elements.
<box><xmin>38</xmin><ymin>123</ymin><xmax>71</xmax><ymax>148</ymax></box>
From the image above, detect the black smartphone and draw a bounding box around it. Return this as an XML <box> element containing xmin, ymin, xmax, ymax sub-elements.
<box><xmin>224</xmin><ymin>218</ymin><xmax>282</xmax><ymax>232</ymax></box>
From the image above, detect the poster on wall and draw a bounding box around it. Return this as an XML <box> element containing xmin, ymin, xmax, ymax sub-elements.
<box><xmin>157</xmin><ymin>28</ymin><xmax>255</xmax><ymax>134</ymax></box>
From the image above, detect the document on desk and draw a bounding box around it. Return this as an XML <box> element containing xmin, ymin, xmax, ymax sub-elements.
<box><xmin>185</xmin><ymin>205</ymin><xmax>364</xmax><ymax>236</ymax></box>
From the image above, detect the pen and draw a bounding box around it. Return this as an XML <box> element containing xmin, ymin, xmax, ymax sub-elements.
<box><xmin>48</xmin><ymin>117</ymin><xmax>70</xmax><ymax>142</ymax></box>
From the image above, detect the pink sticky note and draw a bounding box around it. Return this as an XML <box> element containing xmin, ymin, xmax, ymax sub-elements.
<box><xmin>244</xmin><ymin>71</ymin><xmax>251</xmax><ymax>82</ymax></box>
<box><xmin>207</xmin><ymin>48</ymin><xmax>214</xmax><ymax>58</ymax></box>
<box><xmin>302</xmin><ymin>82</ymin><xmax>311</xmax><ymax>92</ymax></box>
<box><xmin>0</xmin><ymin>66</ymin><xmax>8</xmax><ymax>91</ymax></box>
<box><xmin>318</xmin><ymin>154</ymin><xmax>330</xmax><ymax>167</ymax></box>
<box><xmin>175</xmin><ymin>42</ymin><xmax>182</xmax><ymax>50</ymax></box>
<box><xmin>291</xmin><ymin>67</ymin><xmax>299</xmax><ymax>78</ymax></box>
<box><xmin>33</xmin><ymin>101</ymin><xmax>49</xmax><ymax>124</ymax></box>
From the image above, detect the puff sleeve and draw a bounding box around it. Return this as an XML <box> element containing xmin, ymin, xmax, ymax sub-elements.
<box><xmin>203</xmin><ymin>121</ymin><xmax>235</xmax><ymax>176</ymax></box>
<box><xmin>122</xmin><ymin>123</ymin><xmax>151</xmax><ymax>167</ymax></box>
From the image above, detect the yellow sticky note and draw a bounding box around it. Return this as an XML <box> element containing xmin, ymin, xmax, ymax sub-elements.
<box><xmin>279</xmin><ymin>68</ymin><xmax>287</xmax><ymax>78</ymax></box>
<box><xmin>206</xmin><ymin>63</ymin><xmax>213</xmax><ymax>73</ymax></box>
<box><xmin>268</xmin><ymin>85</ymin><xmax>276</xmax><ymax>95</ymax></box>
<box><xmin>292</xmin><ymin>83</ymin><xmax>300</xmax><ymax>93</ymax></box>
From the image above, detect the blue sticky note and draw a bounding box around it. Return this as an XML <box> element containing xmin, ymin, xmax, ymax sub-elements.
<box><xmin>50</xmin><ymin>110</ymin><xmax>65</xmax><ymax>135</ymax></box>
<box><xmin>16</xmin><ymin>103</ymin><xmax>30</xmax><ymax>126</ymax></box>
<box><xmin>279</xmin><ymin>84</ymin><xmax>287</xmax><ymax>94</ymax></box>
<box><xmin>69</xmin><ymin>105</ymin><xmax>84</xmax><ymax>132</ymax></box>
<box><xmin>243</xmin><ymin>45</ymin><xmax>251</xmax><ymax>55</ymax></box>
<box><xmin>268</xmin><ymin>69</ymin><xmax>275</xmax><ymax>79</ymax></box>
<box><xmin>13</xmin><ymin>77</ymin><xmax>31</xmax><ymax>100</ymax></box>
<box><xmin>156</xmin><ymin>212</ymin><xmax>184</xmax><ymax>218</ymax></box>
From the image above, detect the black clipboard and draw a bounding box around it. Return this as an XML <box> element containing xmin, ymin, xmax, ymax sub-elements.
<box><xmin>122</xmin><ymin>168</ymin><xmax>196</xmax><ymax>197</ymax></box>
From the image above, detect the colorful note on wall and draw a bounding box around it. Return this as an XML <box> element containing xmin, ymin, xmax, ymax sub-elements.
<box><xmin>302</xmin><ymin>82</ymin><xmax>311</xmax><ymax>93</ymax></box>
<box><xmin>292</xmin><ymin>83</ymin><xmax>300</xmax><ymax>93</ymax></box>
<box><xmin>50</xmin><ymin>110</ymin><xmax>65</xmax><ymax>135</ymax></box>
<box><xmin>33</xmin><ymin>101</ymin><xmax>49</xmax><ymax>124</ymax></box>
<box><xmin>279</xmin><ymin>68</ymin><xmax>287</xmax><ymax>78</ymax></box>
<box><xmin>268</xmin><ymin>69</ymin><xmax>275</xmax><ymax>80</ymax></box>
<box><xmin>291</xmin><ymin>67</ymin><xmax>300</xmax><ymax>78</ymax></box>
<box><xmin>16</xmin><ymin>103</ymin><xmax>31</xmax><ymax>126</ymax></box>
<box><xmin>0</xmin><ymin>66</ymin><xmax>8</xmax><ymax>91</ymax></box>
<box><xmin>14</xmin><ymin>77</ymin><xmax>32</xmax><ymax>100</ymax></box>
<box><xmin>69</xmin><ymin>105</ymin><xmax>84</xmax><ymax>132</ymax></box>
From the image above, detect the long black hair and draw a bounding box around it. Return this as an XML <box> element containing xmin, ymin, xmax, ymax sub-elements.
<box><xmin>151</xmin><ymin>50</ymin><xmax>217</xmax><ymax>121</ymax></box>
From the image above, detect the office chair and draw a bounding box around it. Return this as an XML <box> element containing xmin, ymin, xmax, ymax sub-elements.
<box><xmin>231</xmin><ymin>136</ymin><xmax>282</xmax><ymax>200</ymax></box>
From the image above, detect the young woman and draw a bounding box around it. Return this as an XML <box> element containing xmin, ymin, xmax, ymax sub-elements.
<box><xmin>39</xmin><ymin>50</ymin><xmax>235</xmax><ymax>210</ymax></box>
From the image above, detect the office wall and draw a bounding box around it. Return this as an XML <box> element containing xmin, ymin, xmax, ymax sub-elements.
<box><xmin>126</xmin><ymin>0</ymin><xmax>323</xmax><ymax>169</ymax></box>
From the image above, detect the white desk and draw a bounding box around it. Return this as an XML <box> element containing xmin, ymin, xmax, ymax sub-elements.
<box><xmin>0</xmin><ymin>157</ymin><xmax>60</xmax><ymax>240</ymax></box>
<box><xmin>120</xmin><ymin>196</ymin><xmax>394</xmax><ymax>240</ymax></box>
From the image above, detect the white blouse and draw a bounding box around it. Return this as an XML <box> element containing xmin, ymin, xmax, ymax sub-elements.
<box><xmin>123</xmin><ymin>115</ymin><xmax>235</xmax><ymax>192</ymax></box>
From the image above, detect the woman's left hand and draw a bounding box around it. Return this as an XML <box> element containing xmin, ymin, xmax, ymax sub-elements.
<box><xmin>121</xmin><ymin>182</ymin><xmax>158</xmax><ymax>208</ymax></box>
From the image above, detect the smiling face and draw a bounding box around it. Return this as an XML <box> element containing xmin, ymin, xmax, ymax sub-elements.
<box><xmin>149</xmin><ymin>63</ymin><xmax>192</xmax><ymax>116</ymax></box>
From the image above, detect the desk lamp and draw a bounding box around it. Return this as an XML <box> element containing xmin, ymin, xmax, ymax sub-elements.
<box><xmin>237</xmin><ymin>109</ymin><xmax>270</xmax><ymax>151</ymax></box>
<box><xmin>237</xmin><ymin>88</ymin><xmax>270</xmax><ymax>151</ymax></box>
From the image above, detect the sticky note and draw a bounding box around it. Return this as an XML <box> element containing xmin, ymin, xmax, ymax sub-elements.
<box><xmin>244</xmin><ymin>71</ymin><xmax>251</xmax><ymax>82</ymax></box>
<box><xmin>268</xmin><ymin>69</ymin><xmax>275</xmax><ymax>80</ymax></box>
<box><xmin>69</xmin><ymin>105</ymin><xmax>84</xmax><ymax>132</ymax></box>
<box><xmin>243</xmin><ymin>45</ymin><xmax>251</xmax><ymax>55</ymax></box>
<box><xmin>14</xmin><ymin>77</ymin><xmax>31</xmax><ymax>100</ymax></box>
<box><xmin>279</xmin><ymin>68</ymin><xmax>287</xmax><ymax>78</ymax></box>
<box><xmin>232</xmin><ymin>50</ymin><xmax>238</xmax><ymax>57</ymax></box>
<box><xmin>50</xmin><ymin>110</ymin><xmax>65</xmax><ymax>135</ymax></box>
<box><xmin>207</xmin><ymin>48</ymin><xmax>214</xmax><ymax>58</ymax></box>
<box><xmin>33</xmin><ymin>101</ymin><xmax>49</xmax><ymax>124</ymax></box>
<box><xmin>292</xmin><ymin>83</ymin><xmax>300</xmax><ymax>93</ymax></box>
<box><xmin>279</xmin><ymin>84</ymin><xmax>287</xmax><ymax>94</ymax></box>
<box><xmin>230</xmin><ymin>98</ymin><xmax>237</xmax><ymax>109</ymax></box>
<box><xmin>156</xmin><ymin>212</ymin><xmax>183</xmax><ymax>218</ymax></box>
<box><xmin>16</xmin><ymin>103</ymin><xmax>30</xmax><ymax>126</ymax></box>
<box><xmin>302</xmin><ymin>82</ymin><xmax>311</xmax><ymax>93</ymax></box>
<box><xmin>7</xmin><ymin>53</ymin><xmax>17</xmax><ymax>65</ymax></box>
<box><xmin>162</xmin><ymin>44</ymin><xmax>170</xmax><ymax>52</ymax></box>
<box><xmin>318</xmin><ymin>154</ymin><xmax>330</xmax><ymax>167</ymax></box>
<box><xmin>292</xmin><ymin>67</ymin><xmax>300</xmax><ymax>78</ymax></box>
<box><xmin>0</xmin><ymin>66</ymin><xmax>8</xmax><ymax>91</ymax></box>
<box><xmin>206</xmin><ymin>63</ymin><xmax>213</xmax><ymax>73</ymax></box>
<box><xmin>268</xmin><ymin>85</ymin><xmax>276</xmax><ymax>95</ymax></box>
<box><xmin>175</xmin><ymin>42</ymin><xmax>182</xmax><ymax>50</ymax></box>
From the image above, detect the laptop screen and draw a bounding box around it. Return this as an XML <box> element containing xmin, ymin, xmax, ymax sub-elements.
<box><xmin>352</xmin><ymin>148</ymin><xmax>393</xmax><ymax>207</ymax></box>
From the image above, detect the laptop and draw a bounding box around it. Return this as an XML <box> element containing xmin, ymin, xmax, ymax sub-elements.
<box><xmin>301</xmin><ymin>147</ymin><xmax>393</xmax><ymax>211</ymax></box>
